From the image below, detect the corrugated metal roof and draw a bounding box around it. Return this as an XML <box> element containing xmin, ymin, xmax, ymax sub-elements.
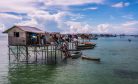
<box><xmin>3</xmin><ymin>25</ymin><xmax>45</xmax><ymax>33</ymax></box>
<box><xmin>17</xmin><ymin>26</ymin><xmax>44</xmax><ymax>33</ymax></box>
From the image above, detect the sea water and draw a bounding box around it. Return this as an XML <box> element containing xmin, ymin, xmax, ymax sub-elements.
<box><xmin>0</xmin><ymin>36</ymin><xmax>138</xmax><ymax>84</ymax></box>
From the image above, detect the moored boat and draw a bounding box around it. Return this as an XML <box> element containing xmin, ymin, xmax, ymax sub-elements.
<box><xmin>91</xmin><ymin>37</ymin><xmax>98</xmax><ymax>40</ymax></box>
<box><xmin>77</xmin><ymin>42</ymin><xmax>96</xmax><ymax>50</ymax></box>
<box><xmin>81</xmin><ymin>42</ymin><xmax>96</xmax><ymax>46</ymax></box>
<box><xmin>71</xmin><ymin>51</ymin><xmax>82</xmax><ymax>59</ymax></box>
<box><xmin>82</xmin><ymin>56</ymin><xmax>100</xmax><ymax>61</ymax></box>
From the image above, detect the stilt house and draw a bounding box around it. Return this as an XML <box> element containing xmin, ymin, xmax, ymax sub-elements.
<box><xmin>3</xmin><ymin>25</ymin><xmax>45</xmax><ymax>46</ymax></box>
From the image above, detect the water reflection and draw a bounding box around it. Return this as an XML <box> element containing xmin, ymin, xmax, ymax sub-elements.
<box><xmin>8</xmin><ymin>64</ymin><xmax>58</xmax><ymax>84</ymax></box>
<box><xmin>114</xmin><ymin>69</ymin><xmax>138</xmax><ymax>79</ymax></box>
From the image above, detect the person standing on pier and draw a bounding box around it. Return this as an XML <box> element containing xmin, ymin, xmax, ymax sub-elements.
<box><xmin>73</xmin><ymin>36</ymin><xmax>78</xmax><ymax>48</ymax></box>
<box><xmin>60</xmin><ymin>40</ymin><xmax>71</xmax><ymax>58</ymax></box>
<box><xmin>40</xmin><ymin>35</ymin><xmax>45</xmax><ymax>45</ymax></box>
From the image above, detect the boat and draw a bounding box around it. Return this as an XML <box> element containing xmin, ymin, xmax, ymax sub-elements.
<box><xmin>91</xmin><ymin>37</ymin><xmax>98</xmax><ymax>40</ymax></box>
<box><xmin>77</xmin><ymin>45</ymin><xmax>95</xmax><ymax>50</ymax></box>
<box><xmin>71</xmin><ymin>51</ymin><xmax>82</xmax><ymax>59</ymax></box>
<box><xmin>77</xmin><ymin>42</ymin><xmax>96</xmax><ymax>50</ymax></box>
<box><xmin>81</xmin><ymin>42</ymin><xmax>96</xmax><ymax>46</ymax></box>
<box><xmin>82</xmin><ymin>56</ymin><xmax>100</xmax><ymax>61</ymax></box>
<box><xmin>128</xmin><ymin>39</ymin><xmax>131</xmax><ymax>42</ymax></box>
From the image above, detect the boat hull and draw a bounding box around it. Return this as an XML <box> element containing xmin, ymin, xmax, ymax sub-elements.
<box><xmin>82</xmin><ymin>56</ymin><xmax>100</xmax><ymax>61</ymax></box>
<box><xmin>77</xmin><ymin>43</ymin><xmax>96</xmax><ymax>50</ymax></box>
<box><xmin>71</xmin><ymin>51</ymin><xmax>82</xmax><ymax>59</ymax></box>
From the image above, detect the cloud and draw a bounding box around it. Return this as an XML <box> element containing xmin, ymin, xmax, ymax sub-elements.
<box><xmin>0</xmin><ymin>0</ymin><xmax>94</xmax><ymax>33</ymax></box>
<box><xmin>122</xmin><ymin>14</ymin><xmax>134</xmax><ymax>20</ymax></box>
<box><xmin>16</xmin><ymin>18</ymin><xmax>39</xmax><ymax>27</ymax></box>
<box><xmin>122</xmin><ymin>21</ymin><xmax>138</xmax><ymax>27</ymax></box>
<box><xmin>70</xmin><ymin>13</ymin><xmax>85</xmax><ymax>21</ymax></box>
<box><xmin>121</xmin><ymin>21</ymin><xmax>138</xmax><ymax>34</ymax></box>
<box><xmin>97</xmin><ymin>23</ymin><xmax>111</xmax><ymax>33</ymax></box>
<box><xmin>0</xmin><ymin>13</ymin><xmax>23</xmax><ymax>35</ymax></box>
<box><xmin>0</xmin><ymin>24</ymin><xmax>5</xmax><ymax>32</ymax></box>
<box><xmin>15</xmin><ymin>10</ymin><xmax>69</xmax><ymax>32</ymax></box>
<box><xmin>43</xmin><ymin>0</ymin><xmax>104</xmax><ymax>6</ymax></box>
<box><xmin>0</xmin><ymin>0</ymin><xmax>37</xmax><ymax>13</ymax></box>
<box><xmin>64</xmin><ymin>21</ymin><xmax>138</xmax><ymax>34</ymax></box>
<box><xmin>95</xmin><ymin>21</ymin><xmax>138</xmax><ymax>34</ymax></box>
<box><xmin>0</xmin><ymin>13</ymin><xmax>22</xmax><ymax>20</ymax></box>
<box><xmin>0</xmin><ymin>13</ymin><xmax>22</xmax><ymax>30</ymax></box>
<box><xmin>0</xmin><ymin>0</ymin><xmax>137</xmax><ymax>35</ymax></box>
<box><xmin>112</xmin><ymin>2</ymin><xmax>130</xmax><ymax>8</ymax></box>
<box><xmin>86</xmin><ymin>7</ymin><xmax>98</xmax><ymax>10</ymax></box>
<box><xmin>0</xmin><ymin>0</ymin><xmax>103</xmax><ymax>13</ymax></box>
<box><xmin>66</xmin><ymin>21</ymin><xmax>90</xmax><ymax>33</ymax></box>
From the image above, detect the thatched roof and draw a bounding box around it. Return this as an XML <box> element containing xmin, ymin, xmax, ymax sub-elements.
<box><xmin>3</xmin><ymin>25</ymin><xmax>45</xmax><ymax>33</ymax></box>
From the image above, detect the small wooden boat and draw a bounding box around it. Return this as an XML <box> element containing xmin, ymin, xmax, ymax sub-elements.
<box><xmin>81</xmin><ymin>42</ymin><xmax>96</xmax><ymax>46</ymax></box>
<box><xmin>77</xmin><ymin>42</ymin><xmax>96</xmax><ymax>50</ymax></box>
<box><xmin>71</xmin><ymin>51</ymin><xmax>82</xmax><ymax>59</ymax></box>
<box><xmin>91</xmin><ymin>37</ymin><xmax>98</xmax><ymax>40</ymax></box>
<box><xmin>77</xmin><ymin>45</ymin><xmax>95</xmax><ymax>50</ymax></box>
<box><xmin>128</xmin><ymin>39</ymin><xmax>131</xmax><ymax>42</ymax></box>
<box><xmin>82</xmin><ymin>56</ymin><xmax>100</xmax><ymax>61</ymax></box>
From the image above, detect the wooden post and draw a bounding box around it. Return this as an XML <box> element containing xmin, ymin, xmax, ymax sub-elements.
<box><xmin>26</xmin><ymin>46</ymin><xmax>29</xmax><ymax>64</ymax></box>
<box><xmin>44</xmin><ymin>46</ymin><xmax>46</xmax><ymax>64</ymax></box>
<box><xmin>72</xmin><ymin>42</ymin><xmax>73</xmax><ymax>50</ymax></box>
<box><xmin>50</xmin><ymin>45</ymin><xmax>52</xmax><ymax>62</ymax></box>
<box><xmin>61</xmin><ymin>43</ymin><xmax>63</xmax><ymax>59</ymax></box>
<box><xmin>68</xmin><ymin>42</ymin><xmax>72</xmax><ymax>50</ymax></box>
<box><xmin>8</xmin><ymin>46</ymin><xmax>10</xmax><ymax>62</ymax></box>
<box><xmin>17</xmin><ymin>45</ymin><xmax>19</xmax><ymax>62</ymax></box>
<box><xmin>47</xmin><ymin>45</ymin><xmax>48</xmax><ymax>63</ymax></box>
<box><xmin>42</xmin><ymin>47</ymin><xmax>43</xmax><ymax>62</ymax></box>
<box><xmin>35</xmin><ymin>47</ymin><xmax>37</xmax><ymax>63</ymax></box>
<box><xmin>77</xmin><ymin>41</ymin><xmax>78</xmax><ymax>50</ymax></box>
<box><xmin>18</xmin><ymin>46</ymin><xmax>20</xmax><ymax>61</ymax></box>
<box><xmin>55</xmin><ymin>45</ymin><xmax>57</xmax><ymax>64</ymax></box>
<box><xmin>34</xmin><ymin>46</ymin><xmax>35</xmax><ymax>62</ymax></box>
<box><xmin>38</xmin><ymin>34</ymin><xmax>41</xmax><ymax>45</ymax></box>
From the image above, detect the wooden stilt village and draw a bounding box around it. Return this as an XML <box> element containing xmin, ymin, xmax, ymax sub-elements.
<box><xmin>3</xmin><ymin>25</ymin><xmax>97</xmax><ymax>64</ymax></box>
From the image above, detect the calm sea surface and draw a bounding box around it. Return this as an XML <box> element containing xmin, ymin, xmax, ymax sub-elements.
<box><xmin>0</xmin><ymin>36</ymin><xmax>138</xmax><ymax>84</ymax></box>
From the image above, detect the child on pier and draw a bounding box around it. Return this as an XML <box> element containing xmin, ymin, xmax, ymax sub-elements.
<box><xmin>60</xmin><ymin>40</ymin><xmax>71</xmax><ymax>58</ymax></box>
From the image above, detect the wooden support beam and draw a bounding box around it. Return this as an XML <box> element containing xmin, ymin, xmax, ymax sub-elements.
<box><xmin>17</xmin><ymin>45</ymin><xmax>19</xmax><ymax>62</ymax></box>
<box><xmin>42</xmin><ymin>47</ymin><xmax>44</xmax><ymax>61</ymax></box>
<box><xmin>26</xmin><ymin>46</ymin><xmax>29</xmax><ymax>64</ymax></box>
<box><xmin>44</xmin><ymin>46</ymin><xmax>46</xmax><ymax>64</ymax></box>
<box><xmin>47</xmin><ymin>46</ymin><xmax>48</xmax><ymax>63</ymax></box>
<box><xmin>55</xmin><ymin>46</ymin><xmax>57</xmax><ymax>64</ymax></box>
<box><xmin>51</xmin><ymin>45</ymin><xmax>52</xmax><ymax>61</ymax></box>
<box><xmin>8</xmin><ymin>46</ymin><xmax>11</xmax><ymax>62</ymax></box>
<box><xmin>35</xmin><ymin>47</ymin><xmax>38</xmax><ymax>63</ymax></box>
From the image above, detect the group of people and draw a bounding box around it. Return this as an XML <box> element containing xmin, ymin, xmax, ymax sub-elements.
<box><xmin>39</xmin><ymin>34</ymin><xmax>79</xmax><ymax>45</ymax></box>
<box><xmin>39</xmin><ymin>34</ymin><xmax>79</xmax><ymax>58</ymax></box>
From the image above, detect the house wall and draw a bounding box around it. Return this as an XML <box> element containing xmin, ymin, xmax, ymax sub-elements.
<box><xmin>8</xmin><ymin>27</ymin><xmax>26</xmax><ymax>45</ymax></box>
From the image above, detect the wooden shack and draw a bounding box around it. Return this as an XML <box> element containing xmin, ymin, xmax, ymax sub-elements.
<box><xmin>3</xmin><ymin>25</ymin><xmax>45</xmax><ymax>46</ymax></box>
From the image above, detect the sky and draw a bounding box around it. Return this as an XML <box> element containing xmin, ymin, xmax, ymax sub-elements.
<box><xmin>0</xmin><ymin>0</ymin><xmax>138</xmax><ymax>35</ymax></box>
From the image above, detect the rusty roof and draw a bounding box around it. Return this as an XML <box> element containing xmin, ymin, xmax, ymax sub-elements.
<box><xmin>3</xmin><ymin>25</ymin><xmax>45</xmax><ymax>33</ymax></box>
